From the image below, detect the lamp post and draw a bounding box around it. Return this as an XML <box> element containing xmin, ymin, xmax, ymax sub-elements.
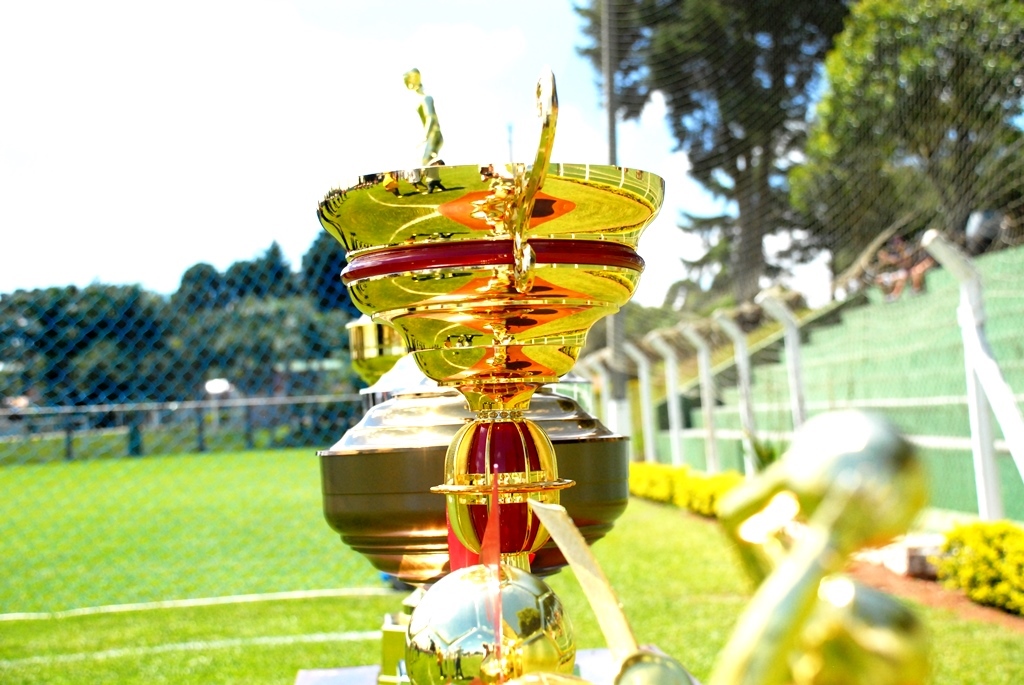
<box><xmin>204</xmin><ymin>378</ymin><xmax>232</xmax><ymax>432</ymax></box>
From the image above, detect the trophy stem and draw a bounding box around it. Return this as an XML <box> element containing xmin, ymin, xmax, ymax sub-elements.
<box><xmin>451</xmin><ymin>381</ymin><xmax>544</xmax><ymax>414</ymax></box>
<box><xmin>432</xmin><ymin>412</ymin><xmax>574</xmax><ymax>573</ymax></box>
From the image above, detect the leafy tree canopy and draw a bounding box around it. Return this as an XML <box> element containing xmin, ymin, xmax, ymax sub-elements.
<box><xmin>2</xmin><ymin>236</ymin><xmax>360</xmax><ymax>407</ymax></box>
<box><xmin>0</xmin><ymin>285</ymin><xmax>170</xmax><ymax>404</ymax></box>
<box><xmin>577</xmin><ymin>0</ymin><xmax>848</xmax><ymax>303</ymax></box>
<box><xmin>173</xmin><ymin>263</ymin><xmax>228</xmax><ymax>313</ymax></box>
<box><xmin>225</xmin><ymin>241</ymin><xmax>296</xmax><ymax>301</ymax></box>
<box><xmin>301</xmin><ymin>231</ymin><xmax>361</xmax><ymax>317</ymax></box>
<box><xmin>792</xmin><ymin>0</ymin><xmax>1024</xmax><ymax>271</ymax></box>
<box><xmin>204</xmin><ymin>296</ymin><xmax>353</xmax><ymax>397</ymax></box>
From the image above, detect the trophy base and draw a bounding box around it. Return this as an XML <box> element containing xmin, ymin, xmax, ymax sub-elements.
<box><xmin>321</xmin><ymin>434</ymin><xmax>628</xmax><ymax>584</ymax></box>
<box><xmin>320</xmin><ymin>386</ymin><xmax>629</xmax><ymax>585</ymax></box>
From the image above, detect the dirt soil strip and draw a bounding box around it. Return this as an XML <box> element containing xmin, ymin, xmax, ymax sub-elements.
<box><xmin>846</xmin><ymin>560</ymin><xmax>1024</xmax><ymax>634</ymax></box>
<box><xmin>681</xmin><ymin>508</ymin><xmax>1024</xmax><ymax>634</ymax></box>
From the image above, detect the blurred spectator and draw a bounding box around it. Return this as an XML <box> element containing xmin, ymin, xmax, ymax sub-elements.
<box><xmin>965</xmin><ymin>209</ymin><xmax>1004</xmax><ymax>256</ymax></box>
<box><xmin>874</xmin><ymin>236</ymin><xmax>936</xmax><ymax>301</ymax></box>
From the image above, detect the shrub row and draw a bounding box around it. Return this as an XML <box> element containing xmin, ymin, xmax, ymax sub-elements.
<box><xmin>935</xmin><ymin>520</ymin><xmax>1024</xmax><ymax>616</ymax></box>
<box><xmin>628</xmin><ymin>462</ymin><xmax>743</xmax><ymax>518</ymax></box>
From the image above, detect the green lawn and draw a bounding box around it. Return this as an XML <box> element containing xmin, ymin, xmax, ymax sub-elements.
<box><xmin>2</xmin><ymin>453</ymin><xmax>1022</xmax><ymax>684</ymax></box>
<box><xmin>0</xmin><ymin>594</ymin><xmax>401</xmax><ymax>685</ymax></box>
<box><xmin>1</xmin><ymin>449</ymin><xmax>380</xmax><ymax>613</ymax></box>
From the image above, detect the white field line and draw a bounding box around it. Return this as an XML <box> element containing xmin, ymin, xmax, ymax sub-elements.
<box><xmin>366</xmin><ymin>193</ymin><xmax>438</xmax><ymax>210</ymax></box>
<box><xmin>391</xmin><ymin>211</ymin><xmax>442</xmax><ymax>242</ymax></box>
<box><xmin>0</xmin><ymin>631</ymin><xmax>381</xmax><ymax>669</ymax></box>
<box><xmin>0</xmin><ymin>587</ymin><xmax>398</xmax><ymax>622</ymax></box>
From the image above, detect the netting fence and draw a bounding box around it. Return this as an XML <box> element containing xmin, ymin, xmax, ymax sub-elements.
<box><xmin>574</xmin><ymin>0</ymin><xmax>1024</xmax><ymax>521</ymax></box>
<box><xmin>0</xmin><ymin>234</ymin><xmax>378</xmax><ymax>614</ymax></box>
<box><xmin>4</xmin><ymin>0</ymin><xmax>1024</xmax><ymax>614</ymax></box>
<box><xmin>0</xmin><ymin>233</ymin><xmax>367</xmax><ymax>465</ymax></box>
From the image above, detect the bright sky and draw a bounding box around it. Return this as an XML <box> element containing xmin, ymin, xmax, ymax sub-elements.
<box><xmin>1</xmin><ymin>0</ymin><xmax>811</xmax><ymax>308</ymax></box>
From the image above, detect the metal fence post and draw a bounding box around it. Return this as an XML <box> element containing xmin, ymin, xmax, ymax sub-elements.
<box><xmin>63</xmin><ymin>415</ymin><xmax>75</xmax><ymax>462</ymax></box>
<box><xmin>646</xmin><ymin>330</ymin><xmax>683</xmax><ymax>467</ymax></box>
<box><xmin>244</xmin><ymin>404</ymin><xmax>255</xmax><ymax>450</ymax></box>
<box><xmin>196</xmin><ymin>405</ymin><xmax>207</xmax><ymax>453</ymax></box>
<box><xmin>623</xmin><ymin>341</ymin><xmax>656</xmax><ymax>463</ymax></box>
<box><xmin>922</xmin><ymin>229</ymin><xmax>1024</xmax><ymax>520</ymax></box>
<box><xmin>679</xmin><ymin>325</ymin><xmax>719</xmax><ymax>473</ymax></box>
<box><xmin>127</xmin><ymin>412</ymin><xmax>144</xmax><ymax>457</ymax></box>
<box><xmin>758</xmin><ymin>294</ymin><xmax>807</xmax><ymax>430</ymax></box>
<box><xmin>714</xmin><ymin>312</ymin><xmax>758</xmax><ymax>477</ymax></box>
<box><xmin>577</xmin><ymin>352</ymin><xmax>612</xmax><ymax>426</ymax></box>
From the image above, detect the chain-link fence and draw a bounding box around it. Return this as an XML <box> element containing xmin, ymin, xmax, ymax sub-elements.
<box><xmin>0</xmin><ymin>232</ymin><xmax>366</xmax><ymax>466</ymax></box>
<box><xmin>0</xmin><ymin>233</ymin><xmax>378</xmax><ymax>614</ymax></box>
<box><xmin>4</xmin><ymin>0</ymin><xmax>1024</xmax><ymax>616</ymax></box>
<box><xmin>575</xmin><ymin>0</ymin><xmax>1024</xmax><ymax>518</ymax></box>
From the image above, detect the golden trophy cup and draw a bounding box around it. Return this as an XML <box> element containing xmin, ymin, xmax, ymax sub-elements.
<box><xmin>317</xmin><ymin>67</ymin><xmax>663</xmax><ymax>683</ymax></box>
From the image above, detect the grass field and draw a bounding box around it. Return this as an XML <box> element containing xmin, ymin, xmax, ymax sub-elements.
<box><xmin>3</xmin><ymin>452</ymin><xmax>1022</xmax><ymax>684</ymax></box>
<box><xmin>1</xmin><ymin>449</ymin><xmax>380</xmax><ymax>613</ymax></box>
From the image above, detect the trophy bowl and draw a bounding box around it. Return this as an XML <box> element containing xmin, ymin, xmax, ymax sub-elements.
<box><xmin>318</xmin><ymin>161</ymin><xmax>663</xmax><ymax>412</ymax></box>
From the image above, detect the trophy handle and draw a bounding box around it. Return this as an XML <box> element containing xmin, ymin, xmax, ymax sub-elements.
<box><xmin>522</xmin><ymin>66</ymin><xmax>558</xmax><ymax>212</ymax></box>
<box><xmin>512</xmin><ymin>67</ymin><xmax>558</xmax><ymax>293</ymax></box>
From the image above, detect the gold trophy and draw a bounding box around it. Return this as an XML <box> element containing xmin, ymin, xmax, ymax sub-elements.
<box><xmin>711</xmin><ymin>411</ymin><xmax>929</xmax><ymax>685</ymax></box>
<box><xmin>317</xmin><ymin>67</ymin><xmax>663</xmax><ymax>683</ymax></box>
<box><xmin>498</xmin><ymin>412</ymin><xmax>930</xmax><ymax>685</ymax></box>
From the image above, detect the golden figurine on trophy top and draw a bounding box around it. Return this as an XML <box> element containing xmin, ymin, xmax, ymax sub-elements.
<box><xmin>404</xmin><ymin>67</ymin><xmax>444</xmax><ymax>167</ymax></box>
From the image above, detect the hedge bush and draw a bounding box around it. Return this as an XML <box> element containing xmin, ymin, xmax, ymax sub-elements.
<box><xmin>629</xmin><ymin>462</ymin><xmax>743</xmax><ymax>518</ymax></box>
<box><xmin>935</xmin><ymin>520</ymin><xmax>1024</xmax><ymax>616</ymax></box>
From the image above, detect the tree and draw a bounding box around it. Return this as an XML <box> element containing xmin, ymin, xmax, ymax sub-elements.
<box><xmin>792</xmin><ymin>147</ymin><xmax>942</xmax><ymax>275</ymax></box>
<box><xmin>301</xmin><ymin>231</ymin><xmax>361</xmax><ymax>317</ymax></box>
<box><xmin>173</xmin><ymin>263</ymin><xmax>227</xmax><ymax>313</ymax></box>
<box><xmin>0</xmin><ymin>272</ymin><xmax>357</xmax><ymax>409</ymax></box>
<box><xmin>225</xmin><ymin>242</ymin><xmax>297</xmax><ymax>301</ymax></box>
<box><xmin>1</xmin><ymin>285</ymin><xmax>171</xmax><ymax>405</ymax></box>
<box><xmin>205</xmin><ymin>296</ymin><xmax>352</xmax><ymax>397</ymax></box>
<box><xmin>255</xmin><ymin>242</ymin><xmax>297</xmax><ymax>299</ymax></box>
<box><xmin>577</xmin><ymin>0</ymin><xmax>849</xmax><ymax>303</ymax></box>
<box><xmin>793</xmin><ymin>0</ymin><xmax>1024</xmax><ymax>267</ymax></box>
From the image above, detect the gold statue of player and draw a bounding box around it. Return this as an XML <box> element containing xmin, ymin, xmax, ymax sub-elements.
<box><xmin>404</xmin><ymin>68</ymin><xmax>444</xmax><ymax>166</ymax></box>
<box><xmin>511</xmin><ymin>411</ymin><xmax>930</xmax><ymax>685</ymax></box>
<box><xmin>712</xmin><ymin>411</ymin><xmax>930</xmax><ymax>685</ymax></box>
